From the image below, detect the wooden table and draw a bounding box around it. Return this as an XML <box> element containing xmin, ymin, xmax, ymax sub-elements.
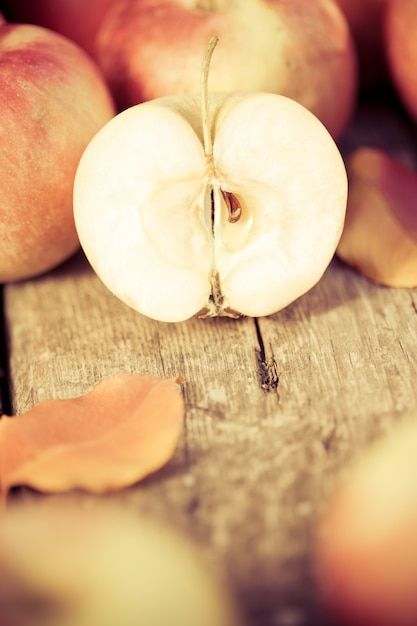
<box><xmin>1</xmin><ymin>96</ymin><xmax>417</xmax><ymax>626</ymax></box>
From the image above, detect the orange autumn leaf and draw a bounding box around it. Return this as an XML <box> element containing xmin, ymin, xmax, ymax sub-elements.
<box><xmin>0</xmin><ymin>373</ymin><xmax>184</xmax><ymax>500</ymax></box>
<box><xmin>337</xmin><ymin>147</ymin><xmax>417</xmax><ymax>287</ymax></box>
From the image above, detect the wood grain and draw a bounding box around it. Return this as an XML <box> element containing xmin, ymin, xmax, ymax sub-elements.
<box><xmin>3</xmin><ymin>98</ymin><xmax>417</xmax><ymax>626</ymax></box>
<box><xmin>4</xmin><ymin>249</ymin><xmax>417</xmax><ymax>626</ymax></box>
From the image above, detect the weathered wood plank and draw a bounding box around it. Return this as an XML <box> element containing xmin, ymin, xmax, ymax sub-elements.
<box><xmin>4</xmin><ymin>248</ymin><xmax>417</xmax><ymax>626</ymax></box>
<box><xmin>5</xmin><ymin>250</ymin><xmax>263</xmax><ymax>408</ymax></box>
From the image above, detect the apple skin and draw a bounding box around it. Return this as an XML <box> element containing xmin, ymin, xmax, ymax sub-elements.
<box><xmin>0</xmin><ymin>0</ymin><xmax>116</xmax><ymax>59</ymax></box>
<box><xmin>0</xmin><ymin>23</ymin><xmax>115</xmax><ymax>282</ymax></box>
<box><xmin>314</xmin><ymin>418</ymin><xmax>417</xmax><ymax>626</ymax></box>
<box><xmin>385</xmin><ymin>0</ymin><xmax>417</xmax><ymax>123</ymax></box>
<box><xmin>334</xmin><ymin>0</ymin><xmax>389</xmax><ymax>90</ymax></box>
<box><xmin>95</xmin><ymin>0</ymin><xmax>357</xmax><ymax>139</ymax></box>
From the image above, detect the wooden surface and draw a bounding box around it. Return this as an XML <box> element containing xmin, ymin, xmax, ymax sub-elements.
<box><xmin>2</xmin><ymin>97</ymin><xmax>417</xmax><ymax>626</ymax></box>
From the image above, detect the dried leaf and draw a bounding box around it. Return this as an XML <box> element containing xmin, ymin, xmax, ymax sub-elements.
<box><xmin>0</xmin><ymin>373</ymin><xmax>184</xmax><ymax>500</ymax></box>
<box><xmin>337</xmin><ymin>147</ymin><xmax>417</xmax><ymax>287</ymax></box>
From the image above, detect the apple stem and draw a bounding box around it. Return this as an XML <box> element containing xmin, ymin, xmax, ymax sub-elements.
<box><xmin>201</xmin><ymin>35</ymin><xmax>218</xmax><ymax>162</ymax></box>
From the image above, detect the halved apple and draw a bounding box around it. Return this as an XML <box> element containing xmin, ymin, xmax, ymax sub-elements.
<box><xmin>74</xmin><ymin>40</ymin><xmax>347</xmax><ymax>322</ymax></box>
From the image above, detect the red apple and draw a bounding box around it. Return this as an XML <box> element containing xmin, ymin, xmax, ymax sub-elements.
<box><xmin>94</xmin><ymin>0</ymin><xmax>358</xmax><ymax>139</ymax></box>
<box><xmin>0</xmin><ymin>0</ymin><xmax>116</xmax><ymax>59</ymax></box>
<box><xmin>314</xmin><ymin>418</ymin><xmax>417</xmax><ymax>626</ymax></box>
<box><xmin>334</xmin><ymin>0</ymin><xmax>389</xmax><ymax>89</ymax></box>
<box><xmin>0</xmin><ymin>23</ymin><xmax>115</xmax><ymax>282</ymax></box>
<box><xmin>385</xmin><ymin>0</ymin><xmax>417</xmax><ymax>122</ymax></box>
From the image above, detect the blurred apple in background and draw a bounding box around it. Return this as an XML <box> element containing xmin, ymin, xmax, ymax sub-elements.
<box><xmin>314</xmin><ymin>416</ymin><xmax>417</xmax><ymax>626</ymax></box>
<box><xmin>334</xmin><ymin>0</ymin><xmax>389</xmax><ymax>90</ymax></box>
<box><xmin>385</xmin><ymin>0</ymin><xmax>417</xmax><ymax>123</ymax></box>
<box><xmin>94</xmin><ymin>0</ymin><xmax>357</xmax><ymax>140</ymax></box>
<box><xmin>0</xmin><ymin>501</ymin><xmax>244</xmax><ymax>626</ymax></box>
<box><xmin>0</xmin><ymin>23</ymin><xmax>115</xmax><ymax>282</ymax></box>
<box><xmin>0</xmin><ymin>0</ymin><xmax>117</xmax><ymax>59</ymax></box>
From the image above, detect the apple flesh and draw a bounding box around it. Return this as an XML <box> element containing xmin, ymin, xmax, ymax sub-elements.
<box><xmin>0</xmin><ymin>23</ymin><xmax>115</xmax><ymax>282</ymax></box>
<box><xmin>74</xmin><ymin>86</ymin><xmax>347</xmax><ymax>323</ymax></box>
<box><xmin>94</xmin><ymin>0</ymin><xmax>357</xmax><ymax>139</ymax></box>
<box><xmin>385</xmin><ymin>0</ymin><xmax>417</xmax><ymax>123</ymax></box>
<box><xmin>0</xmin><ymin>0</ymin><xmax>116</xmax><ymax>59</ymax></box>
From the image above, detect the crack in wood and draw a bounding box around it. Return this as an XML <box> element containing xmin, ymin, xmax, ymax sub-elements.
<box><xmin>254</xmin><ymin>318</ymin><xmax>280</xmax><ymax>394</ymax></box>
<box><xmin>410</xmin><ymin>292</ymin><xmax>417</xmax><ymax>316</ymax></box>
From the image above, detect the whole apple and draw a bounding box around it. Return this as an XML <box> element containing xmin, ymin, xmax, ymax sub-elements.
<box><xmin>314</xmin><ymin>417</ymin><xmax>417</xmax><ymax>626</ymax></box>
<box><xmin>94</xmin><ymin>0</ymin><xmax>357</xmax><ymax>139</ymax></box>
<box><xmin>0</xmin><ymin>503</ymin><xmax>244</xmax><ymax>626</ymax></box>
<box><xmin>334</xmin><ymin>0</ymin><xmax>389</xmax><ymax>90</ymax></box>
<box><xmin>385</xmin><ymin>0</ymin><xmax>417</xmax><ymax>123</ymax></box>
<box><xmin>0</xmin><ymin>0</ymin><xmax>116</xmax><ymax>59</ymax></box>
<box><xmin>0</xmin><ymin>24</ymin><xmax>115</xmax><ymax>282</ymax></box>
